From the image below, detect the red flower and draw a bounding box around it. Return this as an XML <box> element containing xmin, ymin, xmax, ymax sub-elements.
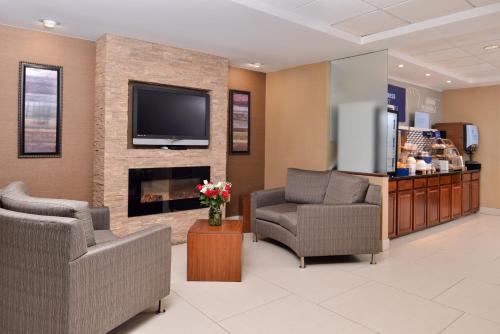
<box><xmin>212</xmin><ymin>188</ymin><xmax>219</xmax><ymax>196</ymax></box>
<box><xmin>222</xmin><ymin>190</ymin><xmax>229</xmax><ymax>200</ymax></box>
<box><xmin>196</xmin><ymin>184</ymin><xmax>203</xmax><ymax>191</ymax></box>
<box><xmin>225</xmin><ymin>184</ymin><xmax>231</xmax><ymax>190</ymax></box>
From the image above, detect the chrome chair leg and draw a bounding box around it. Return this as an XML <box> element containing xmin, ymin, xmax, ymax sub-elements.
<box><xmin>370</xmin><ymin>253</ymin><xmax>377</xmax><ymax>265</ymax></box>
<box><xmin>253</xmin><ymin>233</ymin><xmax>258</xmax><ymax>242</ymax></box>
<box><xmin>299</xmin><ymin>256</ymin><xmax>306</xmax><ymax>269</ymax></box>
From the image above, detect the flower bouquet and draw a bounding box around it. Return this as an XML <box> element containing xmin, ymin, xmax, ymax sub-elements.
<box><xmin>196</xmin><ymin>180</ymin><xmax>232</xmax><ymax>226</ymax></box>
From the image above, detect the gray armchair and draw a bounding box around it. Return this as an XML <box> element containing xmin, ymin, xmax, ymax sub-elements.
<box><xmin>251</xmin><ymin>169</ymin><xmax>381</xmax><ymax>268</ymax></box>
<box><xmin>0</xmin><ymin>182</ymin><xmax>171</xmax><ymax>334</ymax></box>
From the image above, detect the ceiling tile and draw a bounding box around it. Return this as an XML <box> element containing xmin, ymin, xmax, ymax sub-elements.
<box><xmin>415</xmin><ymin>47</ymin><xmax>471</xmax><ymax>62</ymax></box>
<box><xmin>293</xmin><ymin>0</ymin><xmax>376</xmax><ymax>25</ymax></box>
<box><xmin>258</xmin><ymin>0</ymin><xmax>315</xmax><ymax>10</ymax></box>
<box><xmin>455</xmin><ymin>62</ymin><xmax>497</xmax><ymax>74</ymax></box>
<box><xmin>478</xmin><ymin>52</ymin><xmax>500</xmax><ymax>65</ymax></box>
<box><xmin>397</xmin><ymin>39</ymin><xmax>456</xmax><ymax>55</ymax></box>
<box><xmin>333</xmin><ymin>10</ymin><xmax>407</xmax><ymax>36</ymax></box>
<box><xmin>435</xmin><ymin>56</ymin><xmax>484</xmax><ymax>68</ymax></box>
<box><xmin>447</xmin><ymin>26</ymin><xmax>500</xmax><ymax>47</ymax></box>
<box><xmin>464</xmin><ymin>69</ymin><xmax>500</xmax><ymax>79</ymax></box>
<box><xmin>363</xmin><ymin>0</ymin><xmax>409</xmax><ymax>8</ymax></box>
<box><xmin>385</xmin><ymin>0</ymin><xmax>472</xmax><ymax>23</ymax></box>
<box><xmin>467</xmin><ymin>0</ymin><xmax>500</xmax><ymax>6</ymax></box>
<box><xmin>459</xmin><ymin>38</ymin><xmax>500</xmax><ymax>55</ymax></box>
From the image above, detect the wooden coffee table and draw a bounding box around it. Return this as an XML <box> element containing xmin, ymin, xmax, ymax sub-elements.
<box><xmin>187</xmin><ymin>219</ymin><xmax>243</xmax><ymax>282</ymax></box>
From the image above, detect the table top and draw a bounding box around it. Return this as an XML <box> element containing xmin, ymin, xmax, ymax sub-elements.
<box><xmin>188</xmin><ymin>219</ymin><xmax>243</xmax><ymax>235</ymax></box>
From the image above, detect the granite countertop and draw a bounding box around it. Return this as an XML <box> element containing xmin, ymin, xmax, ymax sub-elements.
<box><xmin>389</xmin><ymin>169</ymin><xmax>478</xmax><ymax>181</ymax></box>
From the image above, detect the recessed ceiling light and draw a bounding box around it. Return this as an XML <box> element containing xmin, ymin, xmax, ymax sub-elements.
<box><xmin>425</xmin><ymin>73</ymin><xmax>431</xmax><ymax>77</ymax></box>
<box><xmin>397</xmin><ymin>64</ymin><xmax>404</xmax><ymax>68</ymax></box>
<box><xmin>446</xmin><ymin>80</ymin><xmax>452</xmax><ymax>84</ymax></box>
<box><xmin>40</xmin><ymin>19</ymin><xmax>59</xmax><ymax>29</ymax></box>
<box><xmin>483</xmin><ymin>44</ymin><xmax>499</xmax><ymax>51</ymax></box>
<box><xmin>248</xmin><ymin>62</ymin><xmax>262</xmax><ymax>68</ymax></box>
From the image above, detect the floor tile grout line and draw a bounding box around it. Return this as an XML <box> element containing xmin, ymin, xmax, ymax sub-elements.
<box><xmin>172</xmin><ymin>291</ymin><xmax>231</xmax><ymax>333</ymax></box>
<box><xmin>215</xmin><ymin>293</ymin><xmax>291</xmax><ymax>323</ymax></box>
<box><xmin>437</xmin><ymin>312</ymin><xmax>466</xmax><ymax>334</ymax></box>
<box><xmin>430</xmin><ymin>277</ymin><xmax>467</xmax><ymax>300</ymax></box>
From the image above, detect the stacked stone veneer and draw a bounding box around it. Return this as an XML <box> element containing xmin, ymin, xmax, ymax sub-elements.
<box><xmin>94</xmin><ymin>34</ymin><xmax>229</xmax><ymax>243</ymax></box>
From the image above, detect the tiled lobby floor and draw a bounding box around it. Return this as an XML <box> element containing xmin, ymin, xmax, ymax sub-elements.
<box><xmin>112</xmin><ymin>213</ymin><xmax>500</xmax><ymax>334</ymax></box>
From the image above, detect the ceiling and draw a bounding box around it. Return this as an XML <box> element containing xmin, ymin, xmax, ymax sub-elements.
<box><xmin>1</xmin><ymin>0</ymin><xmax>500</xmax><ymax>91</ymax></box>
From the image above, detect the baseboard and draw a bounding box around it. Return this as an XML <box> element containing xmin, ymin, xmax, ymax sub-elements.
<box><xmin>382</xmin><ymin>238</ymin><xmax>390</xmax><ymax>251</ymax></box>
<box><xmin>479</xmin><ymin>207</ymin><xmax>500</xmax><ymax>216</ymax></box>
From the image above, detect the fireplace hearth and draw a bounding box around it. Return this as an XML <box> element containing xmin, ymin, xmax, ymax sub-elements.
<box><xmin>128</xmin><ymin>166</ymin><xmax>210</xmax><ymax>217</ymax></box>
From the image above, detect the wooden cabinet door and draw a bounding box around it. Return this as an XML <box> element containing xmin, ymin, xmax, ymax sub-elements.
<box><xmin>388</xmin><ymin>191</ymin><xmax>397</xmax><ymax>238</ymax></box>
<box><xmin>397</xmin><ymin>190</ymin><xmax>413</xmax><ymax>235</ymax></box>
<box><xmin>471</xmin><ymin>180</ymin><xmax>480</xmax><ymax>212</ymax></box>
<box><xmin>413</xmin><ymin>188</ymin><xmax>427</xmax><ymax>231</ymax></box>
<box><xmin>440</xmin><ymin>185</ymin><xmax>452</xmax><ymax>222</ymax></box>
<box><xmin>451</xmin><ymin>183</ymin><xmax>462</xmax><ymax>219</ymax></box>
<box><xmin>462</xmin><ymin>181</ymin><xmax>471</xmax><ymax>215</ymax></box>
<box><xmin>427</xmin><ymin>186</ymin><xmax>440</xmax><ymax>226</ymax></box>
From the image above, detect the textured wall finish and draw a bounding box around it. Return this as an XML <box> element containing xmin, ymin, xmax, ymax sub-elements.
<box><xmin>94</xmin><ymin>34</ymin><xmax>229</xmax><ymax>243</ymax></box>
<box><xmin>0</xmin><ymin>25</ymin><xmax>95</xmax><ymax>202</ymax></box>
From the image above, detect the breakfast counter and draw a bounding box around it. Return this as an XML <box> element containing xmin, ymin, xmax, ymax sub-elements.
<box><xmin>388</xmin><ymin>169</ymin><xmax>480</xmax><ymax>239</ymax></box>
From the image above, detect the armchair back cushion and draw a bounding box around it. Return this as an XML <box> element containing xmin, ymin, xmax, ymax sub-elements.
<box><xmin>285</xmin><ymin>168</ymin><xmax>331</xmax><ymax>204</ymax></box>
<box><xmin>365</xmin><ymin>184</ymin><xmax>382</xmax><ymax>205</ymax></box>
<box><xmin>323</xmin><ymin>172</ymin><xmax>369</xmax><ymax>205</ymax></box>
<box><xmin>1</xmin><ymin>181</ymin><xmax>96</xmax><ymax>247</ymax></box>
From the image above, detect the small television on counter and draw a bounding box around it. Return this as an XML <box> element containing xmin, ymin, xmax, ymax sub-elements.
<box><xmin>464</xmin><ymin>124</ymin><xmax>479</xmax><ymax>150</ymax></box>
<box><xmin>132</xmin><ymin>83</ymin><xmax>210</xmax><ymax>146</ymax></box>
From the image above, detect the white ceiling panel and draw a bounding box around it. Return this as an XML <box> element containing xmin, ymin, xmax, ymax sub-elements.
<box><xmin>363</xmin><ymin>0</ymin><xmax>410</xmax><ymax>9</ymax></box>
<box><xmin>459</xmin><ymin>38</ymin><xmax>500</xmax><ymax>55</ymax></box>
<box><xmin>385</xmin><ymin>0</ymin><xmax>472</xmax><ymax>23</ymax></box>
<box><xmin>293</xmin><ymin>0</ymin><xmax>376</xmax><ymax>25</ymax></box>
<box><xmin>447</xmin><ymin>25</ymin><xmax>500</xmax><ymax>46</ymax></box>
<box><xmin>436</xmin><ymin>56</ymin><xmax>484</xmax><ymax>68</ymax></box>
<box><xmin>455</xmin><ymin>62</ymin><xmax>497</xmax><ymax>74</ymax></box>
<box><xmin>416</xmin><ymin>47</ymin><xmax>470</xmax><ymax>62</ymax></box>
<box><xmin>464</xmin><ymin>69</ymin><xmax>500</xmax><ymax>79</ymax></box>
<box><xmin>334</xmin><ymin>10</ymin><xmax>407</xmax><ymax>36</ymax></box>
<box><xmin>478</xmin><ymin>52</ymin><xmax>500</xmax><ymax>65</ymax></box>
<box><xmin>397</xmin><ymin>39</ymin><xmax>456</xmax><ymax>55</ymax></box>
<box><xmin>467</xmin><ymin>0</ymin><xmax>500</xmax><ymax>6</ymax></box>
<box><xmin>257</xmin><ymin>0</ymin><xmax>314</xmax><ymax>10</ymax></box>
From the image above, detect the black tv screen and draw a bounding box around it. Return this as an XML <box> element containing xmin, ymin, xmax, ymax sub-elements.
<box><xmin>132</xmin><ymin>83</ymin><xmax>210</xmax><ymax>146</ymax></box>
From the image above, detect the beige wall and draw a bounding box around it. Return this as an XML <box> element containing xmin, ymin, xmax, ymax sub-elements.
<box><xmin>0</xmin><ymin>25</ymin><xmax>95</xmax><ymax>202</ymax></box>
<box><xmin>94</xmin><ymin>34</ymin><xmax>229</xmax><ymax>243</ymax></box>
<box><xmin>265</xmin><ymin>61</ymin><xmax>330</xmax><ymax>188</ymax></box>
<box><xmin>227</xmin><ymin>67</ymin><xmax>266</xmax><ymax>216</ymax></box>
<box><xmin>442</xmin><ymin>85</ymin><xmax>500</xmax><ymax>209</ymax></box>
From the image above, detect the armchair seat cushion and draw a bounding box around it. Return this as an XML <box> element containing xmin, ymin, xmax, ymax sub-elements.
<box><xmin>278</xmin><ymin>211</ymin><xmax>298</xmax><ymax>235</ymax></box>
<box><xmin>94</xmin><ymin>230</ymin><xmax>118</xmax><ymax>244</ymax></box>
<box><xmin>256</xmin><ymin>202</ymin><xmax>298</xmax><ymax>223</ymax></box>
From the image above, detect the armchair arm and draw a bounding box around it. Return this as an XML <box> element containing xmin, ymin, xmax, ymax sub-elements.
<box><xmin>250</xmin><ymin>187</ymin><xmax>285</xmax><ymax>232</ymax></box>
<box><xmin>296</xmin><ymin>204</ymin><xmax>381</xmax><ymax>257</ymax></box>
<box><xmin>90</xmin><ymin>207</ymin><xmax>110</xmax><ymax>230</ymax></box>
<box><xmin>68</xmin><ymin>225</ymin><xmax>171</xmax><ymax>334</ymax></box>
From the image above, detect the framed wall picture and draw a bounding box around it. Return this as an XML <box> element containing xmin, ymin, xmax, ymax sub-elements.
<box><xmin>19</xmin><ymin>62</ymin><xmax>63</xmax><ymax>158</ymax></box>
<box><xmin>229</xmin><ymin>90</ymin><xmax>250</xmax><ymax>154</ymax></box>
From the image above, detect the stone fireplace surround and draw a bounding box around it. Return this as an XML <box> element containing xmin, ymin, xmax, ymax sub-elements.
<box><xmin>94</xmin><ymin>34</ymin><xmax>229</xmax><ymax>243</ymax></box>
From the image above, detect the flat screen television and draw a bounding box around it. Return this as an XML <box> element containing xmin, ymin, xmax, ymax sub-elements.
<box><xmin>132</xmin><ymin>83</ymin><xmax>210</xmax><ymax>146</ymax></box>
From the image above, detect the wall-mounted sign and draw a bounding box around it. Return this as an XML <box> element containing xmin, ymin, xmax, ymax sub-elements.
<box><xmin>388</xmin><ymin>84</ymin><xmax>406</xmax><ymax>123</ymax></box>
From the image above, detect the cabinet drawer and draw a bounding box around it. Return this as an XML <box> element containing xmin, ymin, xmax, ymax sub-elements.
<box><xmin>414</xmin><ymin>178</ymin><xmax>427</xmax><ymax>189</ymax></box>
<box><xmin>472</xmin><ymin>172</ymin><xmax>480</xmax><ymax>180</ymax></box>
<box><xmin>462</xmin><ymin>173</ymin><xmax>471</xmax><ymax>182</ymax></box>
<box><xmin>452</xmin><ymin>174</ymin><xmax>461</xmax><ymax>184</ymax></box>
<box><xmin>440</xmin><ymin>175</ymin><xmax>451</xmax><ymax>185</ymax></box>
<box><xmin>398</xmin><ymin>179</ymin><xmax>413</xmax><ymax>191</ymax></box>
<box><xmin>428</xmin><ymin>176</ymin><xmax>439</xmax><ymax>187</ymax></box>
<box><xmin>389</xmin><ymin>181</ymin><xmax>397</xmax><ymax>192</ymax></box>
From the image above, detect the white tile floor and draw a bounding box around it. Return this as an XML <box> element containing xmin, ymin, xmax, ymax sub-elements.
<box><xmin>111</xmin><ymin>213</ymin><xmax>500</xmax><ymax>334</ymax></box>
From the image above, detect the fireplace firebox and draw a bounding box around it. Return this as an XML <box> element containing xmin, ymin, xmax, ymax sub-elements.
<box><xmin>128</xmin><ymin>166</ymin><xmax>210</xmax><ymax>217</ymax></box>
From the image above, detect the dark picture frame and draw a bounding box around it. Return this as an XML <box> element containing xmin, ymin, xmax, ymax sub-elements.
<box><xmin>19</xmin><ymin>62</ymin><xmax>63</xmax><ymax>158</ymax></box>
<box><xmin>229</xmin><ymin>90</ymin><xmax>250</xmax><ymax>154</ymax></box>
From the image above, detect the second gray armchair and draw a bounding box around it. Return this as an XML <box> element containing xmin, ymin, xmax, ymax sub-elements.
<box><xmin>251</xmin><ymin>169</ymin><xmax>382</xmax><ymax>268</ymax></box>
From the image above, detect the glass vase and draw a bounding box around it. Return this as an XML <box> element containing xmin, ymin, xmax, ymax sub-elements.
<box><xmin>208</xmin><ymin>205</ymin><xmax>222</xmax><ymax>226</ymax></box>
